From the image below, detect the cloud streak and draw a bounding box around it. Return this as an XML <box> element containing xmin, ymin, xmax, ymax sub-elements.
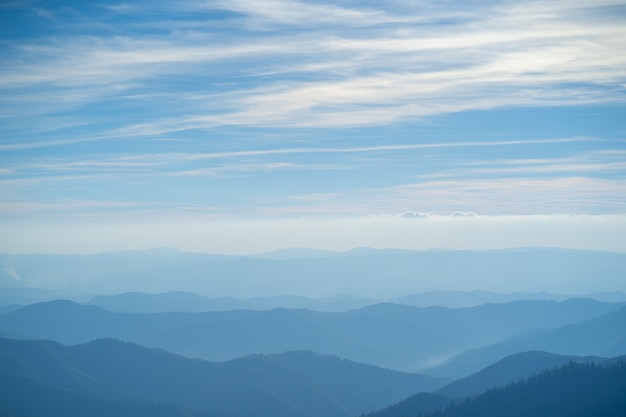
<box><xmin>0</xmin><ymin>137</ymin><xmax>594</xmax><ymax>173</ymax></box>
<box><xmin>388</xmin><ymin>177</ymin><xmax>626</xmax><ymax>215</ymax></box>
<box><xmin>1</xmin><ymin>0</ymin><xmax>624</xmax><ymax>138</ymax></box>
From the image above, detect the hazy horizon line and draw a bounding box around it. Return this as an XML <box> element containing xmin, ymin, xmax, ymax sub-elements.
<box><xmin>3</xmin><ymin>244</ymin><xmax>626</xmax><ymax>257</ymax></box>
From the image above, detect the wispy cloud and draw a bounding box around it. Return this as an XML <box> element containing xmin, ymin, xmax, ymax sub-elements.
<box><xmin>0</xmin><ymin>137</ymin><xmax>593</xmax><ymax>173</ymax></box>
<box><xmin>1</xmin><ymin>0</ymin><xmax>624</xmax><ymax>233</ymax></box>
<box><xmin>200</xmin><ymin>0</ymin><xmax>392</xmax><ymax>27</ymax></box>
<box><xmin>0</xmin><ymin>199</ymin><xmax>168</xmax><ymax>213</ymax></box>
<box><xmin>388</xmin><ymin>177</ymin><xmax>626</xmax><ymax>215</ymax></box>
<box><xmin>1</xmin><ymin>0</ymin><xmax>624</xmax><ymax>138</ymax></box>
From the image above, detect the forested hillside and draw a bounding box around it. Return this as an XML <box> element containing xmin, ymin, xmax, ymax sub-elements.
<box><xmin>367</xmin><ymin>359</ymin><xmax>626</xmax><ymax>417</ymax></box>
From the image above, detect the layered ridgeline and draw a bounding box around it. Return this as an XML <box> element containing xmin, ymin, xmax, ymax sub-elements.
<box><xmin>85</xmin><ymin>289</ymin><xmax>626</xmax><ymax>312</ymax></box>
<box><xmin>3</xmin><ymin>338</ymin><xmax>625</xmax><ymax>417</ymax></box>
<box><xmin>5</xmin><ymin>288</ymin><xmax>625</xmax><ymax>313</ymax></box>
<box><xmin>0</xmin><ymin>338</ymin><xmax>445</xmax><ymax>417</ymax></box>
<box><xmin>0</xmin><ymin>299</ymin><xmax>624</xmax><ymax>373</ymax></box>
<box><xmin>2</xmin><ymin>248</ymin><xmax>626</xmax><ymax>298</ymax></box>
<box><xmin>365</xmin><ymin>355</ymin><xmax>626</xmax><ymax>417</ymax></box>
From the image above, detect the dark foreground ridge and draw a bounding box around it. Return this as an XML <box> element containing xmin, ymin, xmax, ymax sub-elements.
<box><xmin>365</xmin><ymin>357</ymin><xmax>626</xmax><ymax>417</ymax></box>
<box><xmin>0</xmin><ymin>337</ymin><xmax>443</xmax><ymax>417</ymax></box>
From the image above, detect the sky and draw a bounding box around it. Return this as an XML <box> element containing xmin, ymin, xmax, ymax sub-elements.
<box><xmin>1</xmin><ymin>0</ymin><xmax>626</xmax><ymax>254</ymax></box>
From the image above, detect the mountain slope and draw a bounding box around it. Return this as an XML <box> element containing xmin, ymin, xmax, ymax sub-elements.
<box><xmin>368</xmin><ymin>359</ymin><xmax>626</xmax><ymax>417</ymax></box>
<box><xmin>429</xmin><ymin>360</ymin><xmax>626</xmax><ymax>417</ymax></box>
<box><xmin>0</xmin><ymin>372</ymin><xmax>231</xmax><ymax>417</ymax></box>
<box><xmin>427</xmin><ymin>305</ymin><xmax>626</xmax><ymax>378</ymax></box>
<box><xmin>436</xmin><ymin>351</ymin><xmax>608</xmax><ymax>399</ymax></box>
<box><xmin>0</xmin><ymin>338</ymin><xmax>444</xmax><ymax>417</ymax></box>
<box><xmin>362</xmin><ymin>393</ymin><xmax>452</xmax><ymax>417</ymax></box>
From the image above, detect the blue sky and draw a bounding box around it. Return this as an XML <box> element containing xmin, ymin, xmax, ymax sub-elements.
<box><xmin>1</xmin><ymin>0</ymin><xmax>626</xmax><ymax>254</ymax></box>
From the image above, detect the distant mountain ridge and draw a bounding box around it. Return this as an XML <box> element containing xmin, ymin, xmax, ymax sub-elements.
<box><xmin>2</xmin><ymin>247</ymin><xmax>625</xmax><ymax>297</ymax></box>
<box><xmin>81</xmin><ymin>289</ymin><xmax>626</xmax><ymax>314</ymax></box>
<box><xmin>85</xmin><ymin>291</ymin><xmax>377</xmax><ymax>313</ymax></box>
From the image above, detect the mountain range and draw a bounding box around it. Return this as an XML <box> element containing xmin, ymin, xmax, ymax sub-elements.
<box><xmin>1</xmin><ymin>298</ymin><xmax>623</xmax><ymax>373</ymax></box>
<box><xmin>84</xmin><ymin>289</ymin><xmax>626</xmax><ymax>313</ymax></box>
<box><xmin>0</xmin><ymin>337</ymin><xmax>445</xmax><ymax>417</ymax></box>
<box><xmin>3</xmin><ymin>337</ymin><xmax>625</xmax><ymax>417</ymax></box>
<box><xmin>2</xmin><ymin>248</ymin><xmax>626</xmax><ymax>297</ymax></box>
<box><xmin>2</xmin><ymin>247</ymin><xmax>625</xmax><ymax>416</ymax></box>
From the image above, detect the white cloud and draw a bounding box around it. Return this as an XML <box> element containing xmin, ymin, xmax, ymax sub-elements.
<box><xmin>399</xmin><ymin>211</ymin><xmax>434</xmax><ymax>218</ymax></box>
<box><xmin>451</xmin><ymin>211</ymin><xmax>477</xmax><ymax>217</ymax></box>
<box><xmin>203</xmin><ymin>0</ymin><xmax>391</xmax><ymax>26</ymax></box>
<box><xmin>1</xmin><ymin>0</ymin><xmax>624</xmax><ymax>133</ymax></box>
<box><xmin>447</xmin><ymin>152</ymin><xmax>626</xmax><ymax>177</ymax></box>
<box><xmin>0</xmin><ymin>137</ymin><xmax>591</xmax><ymax>179</ymax></box>
<box><xmin>0</xmin><ymin>200</ymin><xmax>170</xmax><ymax>214</ymax></box>
<box><xmin>1</xmin><ymin>0</ymin><xmax>624</xmax><ymax>235</ymax></box>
